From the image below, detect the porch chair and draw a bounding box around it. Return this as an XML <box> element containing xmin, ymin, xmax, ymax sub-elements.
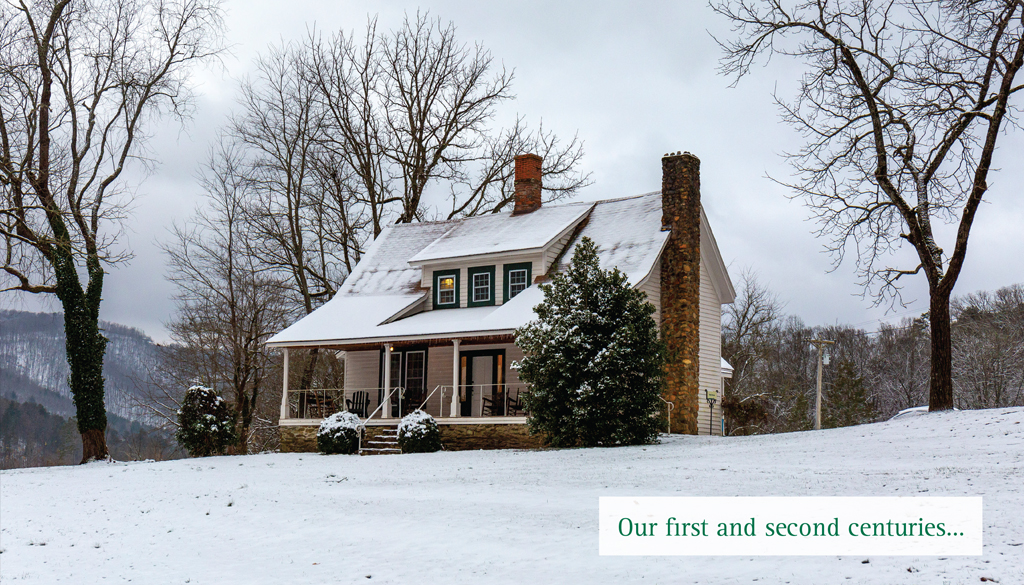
<box><xmin>505</xmin><ymin>393</ymin><xmax>524</xmax><ymax>416</ymax></box>
<box><xmin>346</xmin><ymin>391</ymin><xmax>369</xmax><ymax>418</ymax></box>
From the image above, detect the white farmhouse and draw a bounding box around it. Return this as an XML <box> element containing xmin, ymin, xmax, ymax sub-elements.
<box><xmin>268</xmin><ymin>152</ymin><xmax>734</xmax><ymax>451</ymax></box>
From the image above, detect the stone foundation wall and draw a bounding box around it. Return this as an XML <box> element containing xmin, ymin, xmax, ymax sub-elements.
<box><xmin>279</xmin><ymin>423</ymin><xmax>544</xmax><ymax>453</ymax></box>
<box><xmin>439</xmin><ymin>424</ymin><xmax>545</xmax><ymax>451</ymax></box>
<box><xmin>279</xmin><ymin>425</ymin><xmax>317</xmax><ymax>453</ymax></box>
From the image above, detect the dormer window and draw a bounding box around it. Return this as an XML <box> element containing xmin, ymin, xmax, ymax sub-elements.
<box><xmin>503</xmin><ymin>262</ymin><xmax>532</xmax><ymax>302</ymax></box>
<box><xmin>473</xmin><ymin>273</ymin><xmax>490</xmax><ymax>302</ymax></box>
<box><xmin>433</xmin><ymin>269</ymin><xmax>460</xmax><ymax>309</ymax></box>
<box><xmin>467</xmin><ymin>266</ymin><xmax>495</xmax><ymax>307</ymax></box>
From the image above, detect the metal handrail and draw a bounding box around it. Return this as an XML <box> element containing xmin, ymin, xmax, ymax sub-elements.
<box><xmin>658</xmin><ymin>396</ymin><xmax>674</xmax><ymax>434</ymax></box>
<box><xmin>356</xmin><ymin>386</ymin><xmax>403</xmax><ymax>453</ymax></box>
<box><xmin>418</xmin><ymin>384</ymin><xmax>442</xmax><ymax>411</ymax></box>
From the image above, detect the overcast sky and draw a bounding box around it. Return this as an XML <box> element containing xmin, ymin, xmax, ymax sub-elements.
<box><xmin>7</xmin><ymin>0</ymin><xmax>1023</xmax><ymax>343</ymax></box>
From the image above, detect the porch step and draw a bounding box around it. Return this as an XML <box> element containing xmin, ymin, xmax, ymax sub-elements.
<box><xmin>360</xmin><ymin>427</ymin><xmax>401</xmax><ymax>456</ymax></box>
<box><xmin>359</xmin><ymin>447</ymin><xmax>402</xmax><ymax>456</ymax></box>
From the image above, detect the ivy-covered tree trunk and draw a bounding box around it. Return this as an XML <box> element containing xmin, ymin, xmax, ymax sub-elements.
<box><xmin>53</xmin><ymin>247</ymin><xmax>109</xmax><ymax>463</ymax></box>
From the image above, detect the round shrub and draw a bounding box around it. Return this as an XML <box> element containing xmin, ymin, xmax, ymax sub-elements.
<box><xmin>317</xmin><ymin>411</ymin><xmax>362</xmax><ymax>455</ymax></box>
<box><xmin>176</xmin><ymin>385</ymin><xmax>237</xmax><ymax>457</ymax></box>
<box><xmin>397</xmin><ymin>410</ymin><xmax>442</xmax><ymax>453</ymax></box>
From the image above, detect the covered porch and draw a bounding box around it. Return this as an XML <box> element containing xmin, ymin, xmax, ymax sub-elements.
<box><xmin>277</xmin><ymin>335</ymin><xmax>530</xmax><ymax>429</ymax></box>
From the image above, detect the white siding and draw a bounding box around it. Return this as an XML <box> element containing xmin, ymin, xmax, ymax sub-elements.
<box><xmin>425</xmin><ymin>345</ymin><xmax>455</xmax><ymax>416</ymax></box>
<box><xmin>542</xmin><ymin>231</ymin><xmax>574</xmax><ymax>273</ymax></box>
<box><xmin>345</xmin><ymin>350</ymin><xmax>379</xmax><ymax>392</ymax></box>
<box><xmin>637</xmin><ymin>258</ymin><xmax>662</xmax><ymax>326</ymax></box>
<box><xmin>696</xmin><ymin>256</ymin><xmax>724</xmax><ymax>435</ymax></box>
<box><xmin>420</xmin><ymin>254</ymin><xmax>544</xmax><ymax>310</ymax></box>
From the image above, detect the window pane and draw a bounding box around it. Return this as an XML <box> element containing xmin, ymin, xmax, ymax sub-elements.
<box><xmin>473</xmin><ymin>273</ymin><xmax>490</xmax><ymax>302</ymax></box>
<box><xmin>508</xmin><ymin>269</ymin><xmax>527</xmax><ymax>299</ymax></box>
<box><xmin>438</xmin><ymin>276</ymin><xmax>455</xmax><ymax>305</ymax></box>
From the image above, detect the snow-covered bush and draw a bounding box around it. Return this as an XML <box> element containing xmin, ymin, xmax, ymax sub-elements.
<box><xmin>176</xmin><ymin>385</ymin><xmax>237</xmax><ymax>457</ymax></box>
<box><xmin>317</xmin><ymin>411</ymin><xmax>362</xmax><ymax>455</ymax></box>
<box><xmin>515</xmin><ymin>236</ymin><xmax>665</xmax><ymax>447</ymax></box>
<box><xmin>397</xmin><ymin>410</ymin><xmax>442</xmax><ymax>453</ymax></box>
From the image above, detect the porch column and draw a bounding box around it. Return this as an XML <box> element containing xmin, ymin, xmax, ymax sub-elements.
<box><xmin>451</xmin><ymin>339</ymin><xmax>460</xmax><ymax>418</ymax></box>
<box><xmin>279</xmin><ymin>348</ymin><xmax>289</xmax><ymax>420</ymax></box>
<box><xmin>382</xmin><ymin>344</ymin><xmax>392</xmax><ymax>419</ymax></box>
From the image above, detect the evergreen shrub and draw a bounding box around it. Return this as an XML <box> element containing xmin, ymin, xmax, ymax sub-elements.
<box><xmin>515</xmin><ymin>237</ymin><xmax>665</xmax><ymax>447</ymax></box>
<box><xmin>176</xmin><ymin>385</ymin><xmax>236</xmax><ymax>457</ymax></box>
<box><xmin>397</xmin><ymin>410</ymin><xmax>442</xmax><ymax>453</ymax></box>
<box><xmin>317</xmin><ymin>411</ymin><xmax>362</xmax><ymax>455</ymax></box>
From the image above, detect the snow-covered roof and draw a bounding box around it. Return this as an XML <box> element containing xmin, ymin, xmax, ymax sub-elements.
<box><xmin>266</xmin><ymin>294</ymin><xmax>425</xmax><ymax>346</ymax></box>
<box><xmin>409</xmin><ymin>203</ymin><xmax>592</xmax><ymax>264</ymax></box>
<box><xmin>340</xmin><ymin>222</ymin><xmax>453</xmax><ymax>296</ymax></box>
<box><xmin>721</xmin><ymin>358</ymin><xmax>734</xmax><ymax>377</ymax></box>
<box><xmin>269</xmin><ymin>189</ymin><xmax>734</xmax><ymax>348</ymax></box>
<box><xmin>266</xmin><ymin>285</ymin><xmax>545</xmax><ymax>347</ymax></box>
<box><xmin>557</xmin><ymin>192</ymin><xmax>669</xmax><ymax>285</ymax></box>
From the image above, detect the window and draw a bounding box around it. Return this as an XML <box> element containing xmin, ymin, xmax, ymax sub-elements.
<box><xmin>473</xmin><ymin>272</ymin><xmax>490</xmax><ymax>302</ymax></box>
<box><xmin>433</xmin><ymin>270</ymin><xmax>459</xmax><ymax>309</ymax></box>
<box><xmin>467</xmin><ymin>266</ymin><xmax>495</xmax><ymax>307</ymax></box>
<box><xmin>508</xmin><ymin>269</ymin><xmax>527</xmax><ymax>298</ymax></box>
<box><xmin>439</xmin><ymin>277</ymin><xmax>456</xmax><ymax>304</ymax></box>
<box><xmin>503</xmin><ymin>262</ymin><xmax>532</xmax><ymax>302</ymax></box>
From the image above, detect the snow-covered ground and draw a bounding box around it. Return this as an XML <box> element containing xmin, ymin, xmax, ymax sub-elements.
<box><xmin>2</xmin><ymin>408</ymin><xmax>1022</xmax><ymax>584</ymax></box>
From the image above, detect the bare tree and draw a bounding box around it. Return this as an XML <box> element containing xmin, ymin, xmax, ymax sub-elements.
<box><xmin>870</xmin><ymin>317</ymin><xmax>930</xmax><ymax>413</ymax></box>
<box><xmin>156</xmin><ymin>143</ymin><xmax>290</xmax><ymax>453</ymax></box>
<box><xmin>1</xmin><ymin>0</ymin><xmax>224</xmax><ymax>461</ymax></box>
<box><xmin>304</xmin><ymin>14</ymin><xmax>592</xmax><ymax>233</ymax></box>
<box><xmin>713</xmin><ymin>0</ymin><xmax>1024</xmax><ymax>410</ymax></box>
<box><xmin>951</xmin><ymin>284</ymin><xmax>1024</xmax><ymax>409</ymax></box>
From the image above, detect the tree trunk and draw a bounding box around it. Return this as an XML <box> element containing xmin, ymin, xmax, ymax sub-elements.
<box><xmin>56</xmin><ymin>257</ymin><xmax>110</xmax><ymax>462</ymax></box>
<box><xmin>928</xmin><ymin>290</ymin><xmax>954</xmax><ymax>412</ymax></box>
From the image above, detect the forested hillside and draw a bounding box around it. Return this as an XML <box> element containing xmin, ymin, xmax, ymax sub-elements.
<box><xmin>0</xmin><ymin>310</ymin><xmax>161</xmax><ymax>420</ymax></box>
<box><xmin>0</xmin><ymin>311</ymin><xmax>183</xmax><ymax>468</ymax></box>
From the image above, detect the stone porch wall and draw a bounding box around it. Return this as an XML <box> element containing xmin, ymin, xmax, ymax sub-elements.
<box><xmin>279</xmin><ymin>423</ymin><xmax>544</xmax><ymax>453</ymax></box>
<box><xmin>439</xmin><ymin>424</ymin><xmax>544</xmax><ymax>451</ymax></box>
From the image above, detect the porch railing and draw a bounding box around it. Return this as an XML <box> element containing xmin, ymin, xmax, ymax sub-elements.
<box><xmin>284</xmin><ymin>383</ymin><xmax>530</xmax><ymax>420</ymax></box>
<box><xmin>435</xmin><ymin>384</ymin><xmax>530</xmax><ymax>418</ymax></box>
<box><xmin>287</xmin><ymin>387</ymin><xmax>407</xmax><ymax>420</ymax></box>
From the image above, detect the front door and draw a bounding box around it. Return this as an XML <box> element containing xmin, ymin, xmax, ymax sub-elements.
<box><xmin>459</xmin><ymin>349</ymin><xmax>505</xmax><ymax>417</ymax></box>
<box><xmin>379</xmin><ymin>347</ymin><xmax>427</xmax><ymax>417</ymax></box>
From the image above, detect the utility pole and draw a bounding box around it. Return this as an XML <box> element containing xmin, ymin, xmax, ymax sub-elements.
<box><xmin>810</xmin><ymin>339</ymin><xmax>835</xmax><ymax>430</ymax></box>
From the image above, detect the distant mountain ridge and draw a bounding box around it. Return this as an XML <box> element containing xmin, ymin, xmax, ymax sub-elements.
<box><xmin>0</xmin><ymin>310</ymin><xmax>161</xmax><ymax>421</ymax></box>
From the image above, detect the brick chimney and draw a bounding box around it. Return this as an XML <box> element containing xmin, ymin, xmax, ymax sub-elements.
<box><xmin>660</xmin><ymin>151</ymin><xmax>701</xmax><ymax>435</ymax></box>
<box><xmin>512</xmin><ymin>153</ymin><xmax>542</xmax><ymax>215</ymax></box>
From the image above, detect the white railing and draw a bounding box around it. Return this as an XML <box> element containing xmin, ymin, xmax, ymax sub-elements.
<box><xmin>285</xmin><ymin>383</ymin><xmax>530</xmax><ymax>421</ymax></box>
<box><xmin>287</xmin><ymin>387</ymin><xmax>409</xmax><ymax>420</ymax></box>
<box><xmin>435</xmin><ymin>383</ymin><xmax>529</xmax><ymax>418</ymax></box>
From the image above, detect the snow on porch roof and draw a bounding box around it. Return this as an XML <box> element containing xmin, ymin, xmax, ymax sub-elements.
<box><xmin>266</xmin><ymin>285</ymin><xmax>546</xmax><ymax>347</ymax></box>
<box><xmin>266</xmin><ymin>294</ymin><xmax>425</xmax><ymax>346</ymax></box>
<box><xmin>408</xmin><ymin>202</ymin><xmax>593</xmax><ymax>264</ymax></box>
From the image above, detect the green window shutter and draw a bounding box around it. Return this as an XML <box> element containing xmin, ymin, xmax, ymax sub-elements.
<box><xmin>503</xmin><ymin>262</ymin><xmax>532</xmax><ymax>303</ymax></box>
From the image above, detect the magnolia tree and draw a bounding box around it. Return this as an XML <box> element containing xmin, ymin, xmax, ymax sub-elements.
<box><xmin>515</xmin><ymin>237</ymin><xmax>665</xmax><ymax>447</ymax></box>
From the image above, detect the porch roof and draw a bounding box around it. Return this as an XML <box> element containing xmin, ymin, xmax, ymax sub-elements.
<box><xmin>266</xmin><ymin>285</ymin><xmax>544</xmax><ymax>348</ymax></box>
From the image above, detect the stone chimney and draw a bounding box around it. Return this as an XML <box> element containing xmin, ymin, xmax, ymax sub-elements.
<box><xmin>660</xmin><ymin>151</ymin><xmax>701</xmax><ymax>435</ymax></box>
<box><xmin>512</xmin><ymin>153</ymin><xmax>543</xmax><ymax>215</ymax></box>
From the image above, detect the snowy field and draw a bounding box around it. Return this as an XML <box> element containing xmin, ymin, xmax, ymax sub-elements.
<box><xmin>2</xmin><ymin>408</ymin><xmax>1022</xmax><ymax>584</ymax></box>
